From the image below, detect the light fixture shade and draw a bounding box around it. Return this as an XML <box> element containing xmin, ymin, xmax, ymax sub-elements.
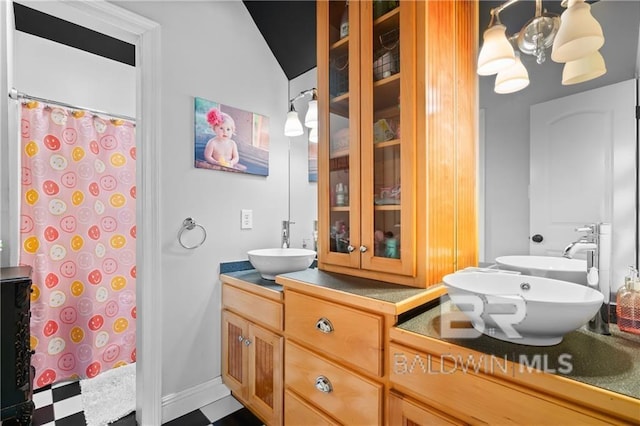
<box><xmin>494</xmin><ymin>53</ymin><xmax>530</xmax><ymax>94</ymax></box>
<box><xmin>284</xmin><ymin>109</ymin><xmax>303</xmax><ymax>137</ymax></box>
<box><xmin>551</xmin><ymin>0</ymin><xmax>604</xmax><ymax>63</ymax></box>
<box><xmin>309</xmin><ymin>127</ymin><xmax>318</xmax><ymax>143</ymax></box>
<box><xmin>477</xmin><ymin>24</ymin><xmax>515</xmax><ymax>76</ymax></box>
<box><xmin>304</xmin><ymin>99</ymin><xmax>318</xmax><ymax>128</ymax></box>
<box><xmin>562</xmin><ymin>50</ymin><xmax>606</xmax><ymax>85</ymax></box>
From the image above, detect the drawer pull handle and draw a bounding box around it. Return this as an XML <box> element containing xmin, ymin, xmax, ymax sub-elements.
<box><xmin>315</xmin><ymin>376</ymin><xmax>333</xmax><ymax>393</ymax></box>
<box><xmin>243</xmin><ymin>338</ymin><xmax>252</xmax><ymax>346</ymax></box>
<box><xmin>315</xmin><ymin>317</ymin><xmax>334</xmax><ymax>333</ymax></box>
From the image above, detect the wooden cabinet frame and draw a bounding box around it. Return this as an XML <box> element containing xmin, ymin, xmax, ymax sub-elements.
<box><xmin>388</xmin><ymin>327</ymin><xmax>640</xmax><ymax>425</ymax></box>
<box><xmin>221</xmin><ymin>280</ymin><xmax>284</xmax><ymax>426</ymax></box>
<box><xmin>317</xmin><ymin>0</ymin><xmax>479</xmax><ymax>288</ymax></box>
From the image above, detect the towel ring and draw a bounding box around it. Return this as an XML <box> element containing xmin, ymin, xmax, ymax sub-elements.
<box><xmin>178</xmin><ymin>217</ymin><xmax>207</xmax><ymax>249</ymax></box>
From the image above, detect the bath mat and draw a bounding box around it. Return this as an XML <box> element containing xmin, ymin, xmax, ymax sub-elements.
<box><xmin>80</xmin><ymin>363</ymin><xmax>136</xmax><ymax>426</ymax></box>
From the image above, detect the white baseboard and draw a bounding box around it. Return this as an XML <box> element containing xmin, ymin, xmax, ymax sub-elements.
<box><xmin>161</xmin><ymin>376</ymin><xmax>233</xmax><ymax>423</ymax></box>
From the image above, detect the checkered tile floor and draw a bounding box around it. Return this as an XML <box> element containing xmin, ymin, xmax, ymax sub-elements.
<box><xmin>25</xmin><ymin>380</ymin><xmax>262</xmax><ymax>426</ymax></box>
<box><xmin>29</xmin><ymin>380</ymin><xmax>135</xmax><ymax>426</ymax></box>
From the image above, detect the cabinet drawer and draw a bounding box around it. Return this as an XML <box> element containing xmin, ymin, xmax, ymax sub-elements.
<box><xmin>285</xmin><ymin>341</ymin><xmax>382</xmax><ymax>425</ymax></box>
<box><xmin>285</xmin><ymin>389</ymin><xmax>338</xmax><ymax>426</ymax></box>
<box><xmin>223</xmin><ymin>284</ymin><xmax>282</xmax><ymax>332</ymax></box>
<box><xmin>389</xmin><ymin>343</ymin><xmax>616</xmax><ymax>425</ymax></box>
<box><xmin>285</xmin><ymin>291</ymin><xmax>383</xmax><ymax>376</ymax></box>
<box><xmin>389</xmin><ymin>391</ymin><xmax>465</xmax><ymax>426</ymax></box>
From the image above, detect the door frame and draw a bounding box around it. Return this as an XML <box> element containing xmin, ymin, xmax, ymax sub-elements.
<box><xmin>0</xmin><ymin>1</ymin><xmax>163</xmax><ymax>424</ymax></box>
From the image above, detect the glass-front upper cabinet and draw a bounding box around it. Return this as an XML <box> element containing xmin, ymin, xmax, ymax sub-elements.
<box><xmin>318</xmin><ymin>0</ymin><xmax>478</xmax><ymax>287</ymax></box>
<box><xmin>318</xmin><ymin>0</ymin><xmax>416</xmax><ymax>278</ymax></box>
<box><xmin>319</xmin><ymin>0</ymin><xmax>360</xmax><ymax>270</ymax></box>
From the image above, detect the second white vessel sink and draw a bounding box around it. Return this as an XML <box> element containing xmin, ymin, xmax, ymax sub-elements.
<box><xmin>495</xmin><ymin>255</ymin><xmax>588</xmax><ymax>285</ymax></box>
<box><xmin>443</xmin><ymin>271</ymin><xmax>603</xmax><ymax>346</ymax></box>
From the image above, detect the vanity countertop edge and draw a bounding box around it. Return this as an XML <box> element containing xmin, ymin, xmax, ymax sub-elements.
<box><xmin>220</xmin><ymin>269</ymin><xmax>284</xmax><ymax>302</ymax></box>
<box><xmin>275</xmin><ymin>268</ymin><xmax>443</xmax><ymax>316</ymax></box>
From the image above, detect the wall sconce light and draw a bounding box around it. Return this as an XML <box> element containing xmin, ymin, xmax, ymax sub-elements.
<box><xmin>309</xmin><ymin>127</ymin><xmax>318</xmax><ymax>143</ymax></box>
<box><xmin>284</xmin><ymin>104</ymin><xmax>304</xmax><ymax>137</ymax></box>
<box><xmin>561</xmin><ymin>50</ymin><xmax>606</xmax><ymax>85</ymax></box>
<box><xmin>284</xmin><ymin>88</ymin><xmax>318</xmax><ymax>137</ymax></box>
<box><xmin>495</xmin><ymin>51</ymin><xmax>530</xmax><ymax>94</ymax></box>
<box><xmin>478</xmin><ymin>0</ymin><xmax>605</xmax><ymax>94</ymax></box>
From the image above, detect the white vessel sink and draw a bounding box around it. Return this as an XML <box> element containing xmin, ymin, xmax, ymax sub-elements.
<box><xmin>247</xmin><ymin>248</ymin><xmax>316</xmax><ymax>280</ymax></box>
<box><xmin>495</xmin><ymin>255</ymin><xmax>587</xmax><ymax>285</ymax></box>
<box><xmin>442</xmin><ymin>271</ymin><xmax>603</xmax><ymax>346</ymax></box>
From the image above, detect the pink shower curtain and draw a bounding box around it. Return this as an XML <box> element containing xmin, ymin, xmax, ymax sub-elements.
<box><xmin>19</xmin><ymin>101</ymin><xmax>136</xmax><ymax>388</ymax></box>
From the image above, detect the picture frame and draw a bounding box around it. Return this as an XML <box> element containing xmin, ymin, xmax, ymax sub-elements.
<box><xmin>194</xmin><ymin>97</ymin><xmax>269</xmax><ymax>176</ymax></box>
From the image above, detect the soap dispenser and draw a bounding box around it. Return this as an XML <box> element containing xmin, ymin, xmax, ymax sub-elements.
<box><xmin>616</xmin><ymin>266</ymin><xmax>640</xmax><ymax>335</ymax></box>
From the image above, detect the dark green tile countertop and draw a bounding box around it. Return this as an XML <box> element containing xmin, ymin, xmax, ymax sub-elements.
<box><xmin>279</xmin><ymin>268</ymin><xmax>430</xmax><ymax>304</ymax></box>
<box><xmin>398</xmin><ymin>298</ymin><xmax>640</xmax><ymax>400</ymax></box>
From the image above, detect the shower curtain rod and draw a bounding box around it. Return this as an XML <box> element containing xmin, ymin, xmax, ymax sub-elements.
<box><xmin>8</xmin><ymin>88</ymin><xmax>136</xmax><ymax>122</ymax></box>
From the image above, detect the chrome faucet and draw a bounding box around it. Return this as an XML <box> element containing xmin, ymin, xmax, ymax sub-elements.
<box><xmin>282</xmin><ymin>220</ymin><xmax>290</xmax><ymax>248</ymax></box>
<box><xmin>563</xmin><ymin>223</ymin><xmax>611</xmax><ymax>335</ymax></box>
<box><xmin>562</xmin><ymin>225</ymin><xmax>598</xmax><ymax>270</ymax></box>
<box><xmin>282</xmin><ymin>220</ymin><xmax>295</xmax><ymax>248</ymax></box>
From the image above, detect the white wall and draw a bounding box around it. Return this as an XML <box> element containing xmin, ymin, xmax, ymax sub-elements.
<box><xmin>4</xmin><ymin>0</ymin><xmax>317</xmax><ymax>421</ymax></box>
<box><xmin>289</xmin><ymin>68</ymin><xmax>318</xmax><ymax>249</ymax></box>
<box><xmin>480</xmin><ymin>1</ymin><xmax>640</xmax><ymax>262</ymax></box>
<box><xmin>110</xmin><ymin>1</ymin><xmax>319</xmax><ymax>419</ymax></box>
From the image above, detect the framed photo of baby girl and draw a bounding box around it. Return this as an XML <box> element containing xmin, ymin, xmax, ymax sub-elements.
<box><xmin>194</xmin><ymin>96</ymin><xmax>270</xmax><ymax>176</ymax></box>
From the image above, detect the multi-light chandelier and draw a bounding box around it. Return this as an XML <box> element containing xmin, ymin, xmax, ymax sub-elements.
<box><xmin>478</xmin><ymin>0</ymin><xmax>606</xmax><ymax>94</ymax></box>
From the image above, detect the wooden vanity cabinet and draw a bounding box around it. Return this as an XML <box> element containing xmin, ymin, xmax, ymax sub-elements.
<box><xmin>316</xmin><ymin>0</ymin><xmax>478</xmax><ymax>287</ymax></box>
<box><xmin>388</xmin><ymin>329</ymin><xmax>640</xmax><ymax>425</ymax></box>
<box><xmin>283</xmin><ymin>288</ymin><xmax>387</xmax><ymax>425</ymax></box>
<box><xmin>388</xmin><ymin>391</ymin><xmax>465</xmax><ymax>426</ymax></box>
<box><xmin>284</xmin><ymin>389</ymin><xmax>338</xmax><ymax>426</ymax></box>
<box><xmin>221</xmin><ymin>278</ymin><xmax>283</xmax><ymax>425</ymax></box>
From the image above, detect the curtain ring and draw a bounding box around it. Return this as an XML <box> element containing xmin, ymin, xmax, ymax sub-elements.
<box><xmin>178</xmin><ymin>217</ymin><xmax>207</xmax><ymax>249</ymax></box>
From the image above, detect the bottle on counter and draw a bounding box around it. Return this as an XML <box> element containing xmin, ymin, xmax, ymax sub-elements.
<box><xmin>616</xmin><ymin>266</ymin><xmax>640</xmax><ymax>335</ymax></box>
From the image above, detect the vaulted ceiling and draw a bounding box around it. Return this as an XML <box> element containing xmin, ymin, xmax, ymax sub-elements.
<box><xmin>243</xmin><ymin>1</ymin><xmax>317</xmax><ymax>81</ymax></box>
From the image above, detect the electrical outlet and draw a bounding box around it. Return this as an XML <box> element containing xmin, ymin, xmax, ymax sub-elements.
<box><xmin>241</xmin><ymin>209</ymin><xmax>253</xmax><ymax>229</ymax></box>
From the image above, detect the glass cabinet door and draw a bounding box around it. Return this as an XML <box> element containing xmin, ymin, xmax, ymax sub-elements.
<box><xmin>318</xmin><ymin>0</ymin><xmax>475</xmax><ymax>284</ymax></box>
<box><xmin>319</xmin><ymin>0</ymin><xmax>414</xmax><ymax>276</ymax></box>
<box><xmin>324</xmin><ymin>0</ymin><xmax>360</xmax><ymax>266</ymax></box>
<box><xmin>361</xmin><ymin>0</ymin><xmax>414</xmax><ymax>275</ymax></box>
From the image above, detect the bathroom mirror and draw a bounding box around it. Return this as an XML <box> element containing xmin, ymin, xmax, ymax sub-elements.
<box><xmin>479</xmin><ymin>0</ymin><xmax>640</xmax><ymax>292</ymax></box>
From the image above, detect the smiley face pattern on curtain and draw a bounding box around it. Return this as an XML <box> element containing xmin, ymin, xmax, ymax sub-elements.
<box><xmin>19</xmin><ymin>102</ymin><xmax>136</xmax><ymax>388</ymax></box>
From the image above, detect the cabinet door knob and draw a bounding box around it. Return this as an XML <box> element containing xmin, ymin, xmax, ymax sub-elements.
<box><xmin>531</xmin><ymin>234</ymin><xmax>544</xmax><ymax>243</ymax></box>
<box><xmin>243</xmin><ymin>338</ymin><xmax>252</xmax><ymax>346</ymax></box>
<box><xmin>315</xmin><ymin>317</ymin><xmax>334</xmax><ymax>333</ymax></box>
<box><xmin>359</xmin><ymin>245</ymin><xmax>368</xmax><ymax>253</ymax></box>
<box><xmin>347</xmin><ymin>245</ymin><xmax>355</xmax><ymax>253</ymax></box>
<box><xmin>238</xmin><ymin>335</ymin><xmax>245</xmax><ymax>342</ymax></box>
<box><xmin>314</xmin><ymin>375</ymin><xmax>333</xmax><ymax>393</ymax></box>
